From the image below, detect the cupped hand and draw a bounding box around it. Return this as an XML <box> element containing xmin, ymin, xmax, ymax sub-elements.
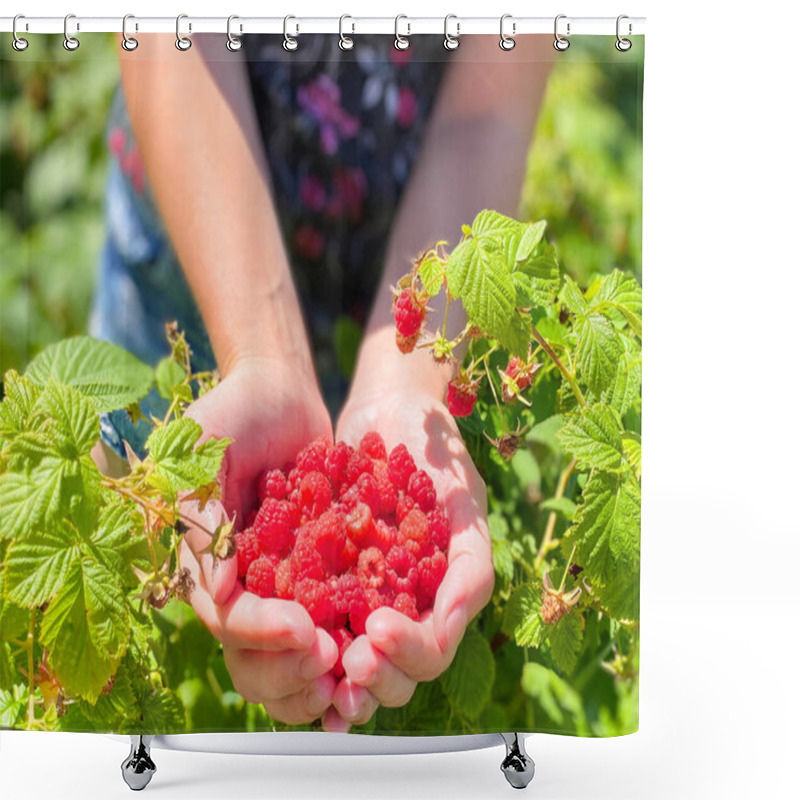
<box><xmin>328</xmin><ymin>382</ymin><xmax>495</xmax><ymax>730</ymax></box>
<box><xmin>178</xmin><ymin>357</ymin><xmax>339</xmax><ymax>724</ymax></box>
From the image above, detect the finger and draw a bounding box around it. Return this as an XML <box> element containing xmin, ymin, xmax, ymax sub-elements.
<box><xmin>342</xmin><ymin>636</ymin><xmax>417</xmax><ymax>708</ymax></box>
<box><xmin>366</xmin><ymin>608</ymin><xmax>459</xmax><ymax>683</ymax></box>
<box><xmin>181</xmin><ymin>540</ymin><xmax>316</xmax><ymax>651</ymax></box>
<box><xmin>180</xmin><ymin>497</ymin><xmax>238</xmax><ymax>604</ymax></box>
<box><xmin>332</xmin><ymin>677</ymin><xmax>379</xmax><ymax>726</ymax></box>
<box><xmin>224</xmin><ymin>630</ymin><xmax>339</xmax><ymax>701</ymax></box>
<box><xmin>264</xmin><ymin>673</ymin><xmax>337</xmax><ymax>725</ymax></box>
<box><xmin>322</xmin><ymin>706</ymin><xmax>351</xmax><ymax>733</ymax></box>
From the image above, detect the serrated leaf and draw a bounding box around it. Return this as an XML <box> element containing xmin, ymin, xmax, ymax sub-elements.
<box><xmin>441</xmin><ymin>628</ymin><xmax>495</xmax><ymax>719</ymax></box>
<box><xmin>540</xmin><ymin>497</ymin><xmax>577</xmax><ymax>520</ymax></box>
<box><xmin>521</xmin><ymin>663</ymin><xmax>588</xmax><ymax>733</ymax></box>
<box><xmin>418</xmin><ymin>251</ymin><xmax>446</xmax><ymax>297</ymax></box>
<box><xmin>0</xmin><ymin>458</ymin><xmax>67</xmax><ymax>540</ymax></box>
<box><xmin>40</xmin><ymin>557</ymin><xmax>129</xmax><ymax>702</ymax></box>
<box><xmin>557</xmin><ymin>404</ymin><xmax>624</xmax><ymax>472</ymax></box>
<box><xmin>503</xmin><ymin>583</ymin><xmax>547</xmax><ymax>647</ymax></box>
<box><xmin>605</xmin><ymin>335</ymin><xmax>642</xmax><ymax>415</ymax></box>
<box><xmin>146</xmin><ymin>419</ymin><xmax>229</xmax><ymax>491</ymax></box>
<box><xmin>622</xmin><ymin>432</ymin><xmax>642</xmax><ymax>480</ymax></box>
<box><xmin>79</xmin><ymin>659</ymin><xmax>139</xmax><ymax>730</ymax></box>
<box><xmin>514</xmin><ymin>244</ymin><xmax>561</xmax><ymax>308</ymax></box>
<box><xmin>574</xmin><ymin>311</ymin><xmax>623</xmax><ymax>398</ymax></box>
<box><xmin>26</xmin><ymin>337</ymin><xmax>154</xmax><ymax>413</ymax></box>
<box><xmin>488</xmin><ymin>513</ymin><xmax>514</xmax><ymax>584</ymax></box>
<box><xmin>594</xmin><ymin>270</ymin><xmax>642</xmax><ymax>337</ymax></box>
<box><xmin>91</xmin><ymin>503</ymin><xmax>144</xmax><ymax>576</ymax></box>
<box><xmin>154</xmin><ymin>358</ymin><xmax>187</xmax><ymax>401</ymax></box>
<box><xmin>0</xmin><ymin>686</ymin><xmax>27</xmax><ymax>728</ymax></box>
<box><xmin>139</xmin><ymin>687</ymin><xmax>186</xmax><ymax>733</ymax></box>
<box><xmin>549</xmin><ymin>613</ymin><xmax>583</xmax><ymax>674</ymax></box>
<box><xmin>36</xmin><ymin>381</ymin><xmax>99</xmax><ymax>459</ymax></box>
<box><xmin>3</xmin><ymin>526</ymin><xmax>79</xmax><ymax>608</ymax></box>
<box><xmin>0</xmin><ymin>371</ymin><xmax>42</xmax><ymax>440</ymax></box>
<box><xmin>561</xmin><ymin>275</ymin><xmax>588</xmax><ymax>316</ymax></box>
<box><xmin>515</xmin><ymin>220</ymin><xmax>547</xmax><ymax>263</ymax></box>
<box><xmin>569</xmin><ymin>470</ymin><xmax>640</xmax><ymax>587</ymax></box>
<box><xmin>498</xmin><ymin>311</ymin><xmax>532</xmax><ymax>357</ymax></box>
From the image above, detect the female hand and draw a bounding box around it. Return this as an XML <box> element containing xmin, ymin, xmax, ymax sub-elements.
<box><xmin>179</xmin><ymin>357</ymin><xmax>341</xmax><ymax>724</ymax></box>
<box><xmin>327</xmin><ymin>375</ymin><xmax>495</xmax><ymax>731</ymax></box>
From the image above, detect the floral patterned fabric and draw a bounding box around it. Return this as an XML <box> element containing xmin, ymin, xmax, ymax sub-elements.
<box><xmin>91</xmin><ymin>35</ymin><xmax>448</xmax><ymax>455</ymax></box>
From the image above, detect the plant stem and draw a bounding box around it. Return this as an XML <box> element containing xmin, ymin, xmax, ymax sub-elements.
<box><xmin>530</xmin><ymin>323</ymin><xmax>587</xmax><ymax>408</ymax></box>
<box><xmin>558</xmin><ymin>542</ymin><xmax>578</xmax><ymax>593</ymax></box>
<box><xmin>442</xmin><ymin>294</ymin><xmax>451</xmax><ymax>340</ymax></box>
<box><xmin>535</xmin><ymin>457</ymin><xmax>578</xmax><ymax>569</ymax></box>
<box><xmin>26</xmin><ymin>611</ymin><xmax>36</xmax><ymax>730</ymax></box>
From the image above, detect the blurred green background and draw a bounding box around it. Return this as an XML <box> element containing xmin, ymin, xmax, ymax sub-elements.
<box><xmin>0</xmin><ymin>35</ymin><xmax>642</xmax><ymax>376</ymax></box>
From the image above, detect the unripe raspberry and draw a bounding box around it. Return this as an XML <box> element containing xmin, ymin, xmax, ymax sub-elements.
<box><xmin>395</xmin><ymin>330</ymin><xmax>420</xmax><ymax>354</ymax></box>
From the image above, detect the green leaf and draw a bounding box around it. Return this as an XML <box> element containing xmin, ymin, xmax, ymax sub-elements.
<box><xmin>418</xmin><ymin>251</ymin><xmax>446</xmax><ymax>297</ymax></box>
<box><xmin>3</xmin><ymin>526</ymin><xmax>79</xmax><ymax>608</ymax></box>
<box><xmin>26</xmin><ymin>337</ymin><xmax>154</xmax><ymax>413</ymax></box>
<box><xmin>139</xmin><ymin>687</ymin><xmax>186</xmax><ymax>733</ymax></box>
<box><xmin>154</xmin><ymin>358</ymin><xmax>187</xmax><ymax>401</ymax></box>
<box><xmin>514</xmin><ymin>244</ymin><xmax>561</xmax><ymax>308</ymax></box>
<box><xmin>36</xmin><ymin>381</ymin><xmax>100</xmax><ymax>459</ymax></box>
<box><xmin>488</xmin><ymin>513</ymin><xmax>514</xmax><ymax>584</ymax></box>
<box><xmin>561</xmin><ymin>275</ymin><xmax>588</xmax><ymax>316</ymax></box>
<box><xmin>557</xmin><ymin>404</ymin><xmax>624</xmax><ymax>472</ymax></box>
<box><xmin>146</xmin><ymin>418</ymin><xmax>229</xmax><ymax>491</ymax></box>
<box><xmin>0</xmin><ymin>371</ymin><xmax>42</xmax><ymax>440</ymax></box>
<box><xmin>441</xmin><ymin>628</ymin><xmax>495</xmax><ymax>719</ymax></box>
<box><xmin>40</xmin><ymin>557</ymin><xmax>129</xmax><ymax>702</ymax></box>
<box><xmin>574</xmin><ymin>311</ymin><xmax>623</xmax><ymax>398</ymax></box>
<box><xmin>540</xmin><ymin>497</ymin><xmax>577</xmax><ymax>520</ymax></box>
<box><xmin>549</xmin><ymin>613</ymin><xmax>583</xmax><ymax>675</ymax></box>
<box><xmin>569</xmin><ymin>470</ymin><xmax>640</xmax><ymax>587</ymax></box>
<box><xmin>606</xmin><ymin>335</ymin><xmax>642</xmax><ymax>416</ymax></box>
<box><xmin>521</xmin><ymin>663</ymin><xmax>588</xmax><ymax>733</ymax></box>
<box><xmin>622</xmin><ymin>432</ymin><xmax>642</xmax><ymax>480</ymax></box>
<box><xmin>514</xmin><ymin>220</ymin><xmax>547</xmax><ymax>263</ymax></box>
<box><xmin>446</xmin><ymin>214</ymin><xmax>518</xmax><ymax>349</ymax></box>
<box><xmin>0</xmin><ymin>686</ymin><xmax>27</xmax><ymax>728</ymax></box>
<box><xmin>0</xmin><ymin>457</ymin><xmax>67</xmax><ymax>540</ymax></box>
<box><xmin>503</xmin><ymin>583</ymin><xmax>547</xmax><ymax>647</ymax></box>
<box><xmin>91</xmin><ymin>503</ymin><xmax>143</xmax><ymax>576</ymax></box>
<box><xmin>594</xmin><ymin>270</ymin><xmax>642</xmax><ymax>337</ymax></box>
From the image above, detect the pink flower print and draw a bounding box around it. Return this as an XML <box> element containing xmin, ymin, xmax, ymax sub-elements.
<box><xmin>389</xmin><ymin>45</ymin><xmax>412</xmax><ymax>67</ymax></box>
<box><xmin>396</xmin><ymin>86</ymin><xmax>418</xmax><ymax>129</ymax></box>
<box><xmin>297</xmin><ymin>74</ymin><xmax>361</xmax><ymax>156</ymax></box>
<box><xmin>326</xmin><ymin>167</ymin><xmax>367</xmax><ymax>223</ymax></box>
<box><xmin>293</xmin><ymin>224</ymin><xmax>325</xmax><ymax>261</ymax></box>
<box><xmin>108</xmin><ymin>126</ymin><xmax>126</xmax><ymax>158</ymax></box>
<box><xmin>299</xmin><ymin>174</ymin><xmax>326</xmax><ymax>212</ymax></box>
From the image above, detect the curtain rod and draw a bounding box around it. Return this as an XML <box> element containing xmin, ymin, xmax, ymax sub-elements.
<box><xmin>1</xmin><ymin>16</ymin><xmax>646</xmax><ymax>37</ymax></box>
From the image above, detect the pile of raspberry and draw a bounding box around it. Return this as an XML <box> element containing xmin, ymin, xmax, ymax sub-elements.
<box><xmin>235</xmin><ymin>432</ymin><xmax>450</xmax><ymax>677</ymax></box>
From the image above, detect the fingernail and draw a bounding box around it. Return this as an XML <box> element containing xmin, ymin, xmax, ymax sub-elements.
<box><xmin>306</xmin><ymin>680</ymin><xmax>332</xmax><ymax>717</ymax></box>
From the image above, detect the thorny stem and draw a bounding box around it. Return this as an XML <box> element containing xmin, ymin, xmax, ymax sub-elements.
<box><xmin>530</xmin><ymin>323</ymin><xmax>587</xmax><ymax>408</ymax></box>
<box><xmin>535</xmin><ymin>457</ymin><xmax>578</xmax><ymax>569</ymax></box>
<box><xmin>559</xmin><ymin>542</ymin><xmax>578</xmax><ymax>594</ymax></box>
<box><xmin>483</xmin><ymin>358</ymin><xmax>508</xmax><ymax>435</ymax></box>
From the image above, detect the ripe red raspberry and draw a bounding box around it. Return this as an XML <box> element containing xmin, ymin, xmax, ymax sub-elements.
<box><xmin>341</xmin><ymin>537</ymin><xmax>359</xmax><ymax>571</ymax></box>
<box><xmin>296</xmin><ymin>436</ymin><xmax>330</xmax><ymax>476</ymax></box>
<box><xmin>349</xmin><ymin>586</ymin><xmax>385</xmax><ymax>636</ymax></box>
<box><xmin>395</xmin><ymin>492</ymin><xmax>416</xmax><ymax>524</ymax></box>
<box><xmin>417</xmin><ymin>550</ymin><xmax>447</xmax><ymax>609</ymax></box>
<box><xmin>245</xmin><ymin>556</ymin><xmax>277</xmax><ymax>599</ymax></box>
<box><xmin>275</xmin><ymin>558</ymin><xmax>295</xmax><ymax>599</ymax></box>
<box><xmin>331</xmin><ymin>627</ymin><xmax>354</xmax><ymax>678</ymax></box>
<box><xmin>295</xmin><ymin>578</ymin><xmax>336</xmax><ymax>628</ymax></box>
<box><xmin>393</xmin><ymin>592</ymin><xmax>419</xmax><ymax>621</ymax></box>
<box><xmin>355</xmin><ymin>473</ymin><xmax>382</xmax><ymax>517</ymax></box>
<box><xmin>373</xmin><ymin>462</ymin><xmax>398</xmax><ymax>516</ymax></box>
<box><xmin>345</xmin><ymin>502</ymin><xmax>374</xmax><ymax>545</ymax></box>
<box><xmin>310</xmin><ymin>509</ymin><xmax>346</xmax><ymax>573</ymax></box>
<box><xmin>244</xmin><ymin>509</ymin><xmax>258</xmax><ymax>528</ymax></box>
<box><xmin>357</xmin><ymin>547</ymin><xmax>386</xmax><ymax>591</ymax></box>
<box><xmin>235</xmin><ymin>529</ymin><xmax>261</xmax><ymax>578</ymax></box>
<box><xmin>446</xmin><ymin>379</ymin><xmax>478</xmax><ymax>418</ymax></box>
<box><xmin>290</xmin><ymin>528</ymin><xmax>328</xmax><ymax>581</ymax></box>
<box><xmin>325</xmin><ymin>441</ymin><xmax>352</xmax><ymax>489</ymax></box>
<box><xmin>387</xmin><ymin>444</ymin><xmax>416</xmax><ymax>491</ymax></box>
<box><xmin>398</xmin><ymin>509</ymin><xmax>430</xmax><ymax>559</ymax></box>
<box><xmin>386</xmin><ymin>545</ymin><xmax>418</xmax><ymax>595</ymax></box>
<box><xmin>254</xmin><ymin>499</ymin><xmax>299</xmax><ymax>556</ymax></box>
<box><xmin>393</xmin><ymin>288</ymin><xmax>426</xmax><ymax>338</ymax></box>
<box><xmin>407</xmin><ymin>470</ymin><xmax>436</xmax><ymax>512</ymax></box>
<box><xmin>258</xmin><ymin>468</ymin><xmax>289</xmax><ymax>503</ymax></box>
<box><xmin>345</xmin><ymin>449</ymin><xmax>373</xmax><ymax>489</ymax></box>
<box><xmin>333</xmin><ymin>573</ymin><xmax>365</xmax><ymax>623</ymax></box>
<box><xmin>359</xmin><ymin>431</ymin><xmax>387</xmax><ymax>461</ymax></box>
<box><xmin>427</xmin><ymin>506</ymin><xmax>451</xmax><ymax>552</ymax></box>
<box><xmin>371</xmin><ymin>518</ymin><xmax>395</xmax><ymax>553</ymax></box>
<box><xmin>298</xmin><ymin>470</ymin><xmax>333</xmax><ymax>519</ymax></box>
<box><xmin>286</xmin><ymin>467</ymin><xmax>300</xmax><ymax>490</ymax></box>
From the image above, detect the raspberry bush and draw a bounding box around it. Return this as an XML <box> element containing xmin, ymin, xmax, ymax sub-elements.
<box><xmin>0</xmin><ymin>210</ymin><xmax>640</xmax><ymax>738</ymax></box>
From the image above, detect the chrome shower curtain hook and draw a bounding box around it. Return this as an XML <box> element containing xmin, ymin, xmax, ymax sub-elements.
<box><xmin>121</xmin><ymin>14</ymin><xmax>138</xmax><ymax>51</ymax></box>
<box><xmin>616</xmin><ymin>15</ymin><xmax>632</xmax><ymax>51</ymax></box>
<box><xmin>12</xmin><ymin>14</ymin><xmax>28</xmax><ymax>51</ymax></box>
<box><xmin>394</xmin><ymin>14</ymin><xmax>410</xmax><ymax>51</ymax></box>
<box><xmin>553</xmin><ymin>14</ymin><xmax>570</xmax><ymax>51</ymax></box>
<box><xmin>283</xmin><ymin>15</ymin><xmax>298</xmax><ymax>51</ymax></box>
<box><xmin>175</xmin><ymin>14</ymin><xmax>192</xmax><ymax>51</ymax></box>
<box><xmin>499</xmin><ymin>14</ymin><xmax>516</xmax><ymax>51</ymax></box>
<box><xmin>63</xmin><ymin>13</ymin><xmax>80</xmax><ymax>51</ymax></box>
<box><xmin>339</xmin><ymin>15</ymin><xmax>355</xmax><ymax>51</ymax></box>
<box><xmin>227</xmin><ymin>15</ymin><xmax>243</xmax><ymax>51</ymax></box>
<box><xmin>443</xmin><ymin>14</ymin><xmax>460</xmax><ymax>51</ymax></box>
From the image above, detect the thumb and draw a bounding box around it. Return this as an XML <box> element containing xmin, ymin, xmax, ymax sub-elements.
<box><xmin>180</xmin><ymin>497</ymin><xmax>238</xmax><ymax>605</ymax></box>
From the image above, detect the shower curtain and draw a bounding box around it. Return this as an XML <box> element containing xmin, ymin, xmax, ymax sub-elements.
<box><xmin>0</xmin><ymin>29</ymin><xmax>643</xmax><ymax>740</ymax></box>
